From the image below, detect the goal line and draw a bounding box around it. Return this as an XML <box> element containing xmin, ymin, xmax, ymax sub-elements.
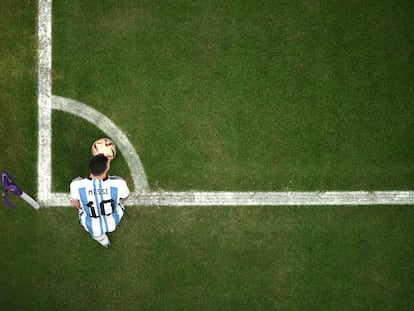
<box><xmin>47</xmin><ymin>191</ymin><xmax>414</xmax><ymax>207</ymax></box>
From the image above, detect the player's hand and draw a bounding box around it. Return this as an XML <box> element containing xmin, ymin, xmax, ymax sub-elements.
<box><xmin>70</xmin><ymin>199</ymin><xmax>81</xmax><ymax>210</ymax></box>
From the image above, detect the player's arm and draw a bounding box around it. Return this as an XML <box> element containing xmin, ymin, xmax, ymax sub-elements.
<box><xmin>69</xmin><ymin>177</ymin><xmax>83</xmax><ymax>210</ymax></box>
<box><xmin>109</xmin><ymin>176</ymin><xmax>130</xmax><ymax>201</ymax></box>
<box><xmin>120</xmin><ymin>180</ymin><xmax>130</xmax><ymax>201</ymax></box>
<box><xmin>70</xmin><ymin>199</ymin><xmax>81</xmax><ymax>210</ymax></box>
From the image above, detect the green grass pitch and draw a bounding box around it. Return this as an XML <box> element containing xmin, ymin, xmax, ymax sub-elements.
<box><xmin>1</xmin><ymin>0</ymin><xmax>414</xmax><ymax>309</ymax></box>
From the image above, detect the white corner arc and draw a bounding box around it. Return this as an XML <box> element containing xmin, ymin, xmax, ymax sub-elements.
<box><xmin>52</xmin><ymin>95</ymin><xmax>149</xmax><ymax>192</ymax></box>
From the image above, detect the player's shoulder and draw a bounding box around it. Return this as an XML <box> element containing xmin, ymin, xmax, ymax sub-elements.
<box><xmin>71</xmin><ymin>176</ymin><xmax>84</xmax><ymax>183</ymax></box>
<box><xmin>106</xmin><ymin>176</ymin><xmax>129</xmax><ymax>189</ymax></box>
<box><xmin>107</xmin><ymin>175</ymin><xmax>125</xmax><ymax>181</ymax></box>
<box><xmin>70</xmin><ymin>177</ymin><xmax>89</xmax><ymax>188</ymax></box>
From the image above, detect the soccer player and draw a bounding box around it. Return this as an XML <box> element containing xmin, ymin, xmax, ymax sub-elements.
<box><xmin>69</xmin><ymin>156</ymin><xmax>129</xmax><ymax>248</ymax></box>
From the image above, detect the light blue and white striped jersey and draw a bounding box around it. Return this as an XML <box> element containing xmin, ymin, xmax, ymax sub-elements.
<box><xmin>70</xmin><ymin>176</ymin><xmax>130</xmax><ymax>238</ymax></box>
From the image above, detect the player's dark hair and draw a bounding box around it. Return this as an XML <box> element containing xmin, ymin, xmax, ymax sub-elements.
<box><xmin>89</xmin><ymin>156</ymin><xmax>108</xmax><ymax>176</ymax></box>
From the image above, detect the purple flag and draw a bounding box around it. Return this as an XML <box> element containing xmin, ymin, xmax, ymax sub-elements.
<box><xmin>1</xmin><ymin>171</ymin><xmax>23</xmax><ymax>208</ymax></box>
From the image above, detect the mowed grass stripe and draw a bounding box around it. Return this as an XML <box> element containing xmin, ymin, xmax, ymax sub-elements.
<box><xmin>51</xmin><ymin>1</ymin><xmax>413</xmax><ymax>192</ymax></box>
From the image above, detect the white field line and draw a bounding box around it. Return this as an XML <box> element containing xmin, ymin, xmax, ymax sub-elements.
<box><xmin>47</xmin><ymin>191</ymin><xmax>414</xmax><ymax>206</ymax></box>
<box><xmin>37</xmin><ymin>0</ymin><xmax>52</xmax><ymax>204</ymax></box>
<box><xmin>38</xmin><ymin>0</ymin><xmax>414</xmax><ymax>207</ymax></box>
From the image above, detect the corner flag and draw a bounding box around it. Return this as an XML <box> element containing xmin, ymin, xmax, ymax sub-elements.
<box><xmin>1</xmin><ymin>171</ymin><xmax>40</xmax><ymax>209</ymax></box>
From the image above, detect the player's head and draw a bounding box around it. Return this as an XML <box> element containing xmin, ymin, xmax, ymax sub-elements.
<box><xmin>89</xmin><ymin>156</ymin><xmax>109</xmax><ymax>176</ymax></box>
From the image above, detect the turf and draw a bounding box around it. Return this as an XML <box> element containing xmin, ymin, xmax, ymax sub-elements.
<box><xmin>0</xmin><ymin>0</ymin><xmax>37</xmax><ymax>195</ymax></box>
<box><xmin>1</xmin><ymin>0</ymin><xmax>414</xmax><ymax>310</ymax></box>
<box><xmin>51</xmin><ymin>0</ymin><xmax>414</xmax><ymax>192</ymax></box>
<box><xmin>1</xmin><ymin>206</ymin><xmax>413</xmax><ymax>310</ymax></box>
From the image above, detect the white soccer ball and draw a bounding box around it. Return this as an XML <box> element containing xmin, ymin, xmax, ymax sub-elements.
<box><xmin>91</xmin><ymin>138</ymin><xmax>117</xmax><ymax>159</ymax></box>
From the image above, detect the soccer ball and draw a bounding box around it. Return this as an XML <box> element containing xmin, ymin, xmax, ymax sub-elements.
<box><xmin>91</xmin><ymin>138</ymin><xmax>117</xmax><ymax>159</ymax></box>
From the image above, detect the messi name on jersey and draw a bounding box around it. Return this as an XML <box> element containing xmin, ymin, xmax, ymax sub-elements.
<box><xmin>88</xmin><ymin>188</ymin><xmax>109</xmax><ymax>196</ymax></box>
